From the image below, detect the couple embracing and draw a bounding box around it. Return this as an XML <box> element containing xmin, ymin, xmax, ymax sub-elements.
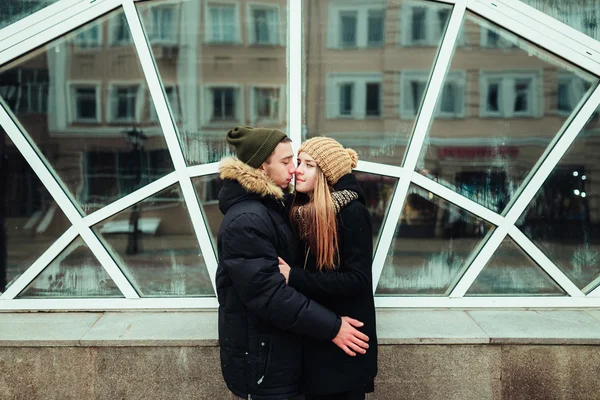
<box><xmin>217</xmin><ymin>126</ymin><xmax>377</xmax><ymax>400</ymax></box>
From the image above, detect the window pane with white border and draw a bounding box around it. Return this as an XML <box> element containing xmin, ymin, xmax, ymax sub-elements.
<box><xmin>0</xmin><ymin>130</ymin><xmax>71</xmax><ymax>295</ymax></box>
<box><xmin>137</xmin><ymin>0</ymin><xmax>287</xmax><ymax>166</ymax></box>
<box><xmin>92</xmin><ymin>183</ymin><xmax>214</xmax><ymax>297</ymax></box>
<box><xmin>417</xmin><ymin>12</ymin><xmax>599</xmax><ymax>214</ymax></box>
<box><xmin>305</xmin><ymin>0</ymin><xmax>451</xmax><ymax>166</ymax></box>
<box><xmin>517</xmin><ymin>103</ymin><xmax>600</xmax><ymax>293</ymax></box>
<box><xmin>0</xmin><ymin>8</ymin><xmax>175</xmax><ymax>215</ymax></box>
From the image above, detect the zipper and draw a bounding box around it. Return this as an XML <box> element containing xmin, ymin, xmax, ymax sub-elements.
<box><xmin>257</xmin><ymin>375</ymin><xmax>264</xmax><ymax>385</ymax></box>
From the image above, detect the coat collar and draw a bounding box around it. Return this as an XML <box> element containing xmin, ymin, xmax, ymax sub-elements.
<box><xmin>219</xmin><ymin>157</ymin><xmax>286</xmax><ymax>200</ymax></box>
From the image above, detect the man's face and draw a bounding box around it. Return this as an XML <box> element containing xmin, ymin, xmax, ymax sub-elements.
<box><xmin>259</xmin><ymin>141</ymin><xmax>295</xmax><ymax>189</ymax></box>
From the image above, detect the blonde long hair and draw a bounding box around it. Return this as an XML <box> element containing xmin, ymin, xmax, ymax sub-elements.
<box><xmin>291</xmin><ymin>166</ymin><xmax>339</xmax><ymax>271</ymax></box>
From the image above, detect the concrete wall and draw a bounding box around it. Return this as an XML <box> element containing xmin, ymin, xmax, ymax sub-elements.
<box><xmin>1</xmin><ymin>344</ymin><xmax>600</xmax><ymax>399</ymax></box>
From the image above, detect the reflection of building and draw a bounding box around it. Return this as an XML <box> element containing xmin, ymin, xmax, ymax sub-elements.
<box><xmin>2</xmin><ymin>0</ymin><xmax>600</xmax><ymax>303</ymax></box>
<box><xmin>305</xmin><ymin>0</ymin><xmax>600</xmax><ymax>220</ymax></box>
<box><xmin>0</xmin><ymin>1</ymin><xmax>286</xmax><ymax>296</ymax></box>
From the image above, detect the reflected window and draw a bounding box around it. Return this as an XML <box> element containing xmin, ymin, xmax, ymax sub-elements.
<box><xmin>72</xmin><ymin>23</ymin><xmax>102</xmax><ymax>48</ymax></box>
<box><xmin>209</xmin><ymin>86</ymin><xmax>238</xmax><ymax>122</ymax></box>
<box><xmin>20</xmin><ymin>69</ymin><xmax>49</xmax><ymax>115</ymax></box>
<box><xmin>150</xmin><ymin>86</ymin><xmax>180</xmax><ymax>122</ymax></box>
<box><xmin>207</xmin><ymin>4</ymin><xmax>238</xmax><ymax>44</ymax></box>
<box><xmin>109</xmin><ymin>84</ymin><xmax>142</xmax><ymax>122</ymax></box>
<box><xmin>148</xmin><ymin>5</ymin><xmax>178</xmax><ymax>44</ymax></box>
<box><xmin>558</xmin><ymin>73</ymin><xmax>590</xmax><ymax>114</ymax></box>
<box><xmin>327</xmin><ymin>73</ymin><xmax>382</xmax><ymax>119</ymax></box>
<box><xmin>70</xmin><ymin>84</ymin><xmax>100</xmax><ymax>123</ymax></box>
<box><xmin>402</xmin><ymin>4</ymin><xmax>450</xmax><ymax>46</ymax></box>
<box><xmin>481</xmin><ymin>72</ymin><xmax>539</xmax><ymax>117</ymax></box>
<box><xmin>340</xmin><ymin>11</ymin><xmax>357</xmax><ymax>48</ymax></box>
<box><xmin>339</xmin><ymin>82</ymin><xmax>354</xmax><ymax>116</ymax></box>
<box><xmin>329</xmin><ymin>3</ymin><xmax>385</xmax><ymax>49</ymax></box>
<box><xmin>249</xmin><ymin>4</ymin><xmax>280</xmax><ymax>45</ymax></box>
<box><xmin>401</xmin><ymin>71</ymin><xmax>465</xmax><ymax>118</ymax></box>
<box><xmin>366</xmin><ymin>83</ymin><xmax>381</xmax><ymax>116</ymax></box>
<box><xmin>83</xmin><ymin>149</ymin><xmax>172</xmax><ymax>206</ymax></box>
<box><xmin>481</xmin><ymin>28</ymin><xmax>515</xmax><ymax>49</ymax></box>
<box><xmin>252</xmin><ymin>87</ymin><xmax>281</xmax><ymax>124</ymax></box>
<box><xmin>0</xmin><ymin>69</ymin><xmax>49</xmax><ymax>115</ymax></box>
<box><xmin>368</xmin><ymin>10</ymin><xmax>385</xmax><ymax>46</ymax></box>
<box><xmin>110</xmin><ymin>14</ymin><xmax>132</xmax><ymax>45</ymax></box>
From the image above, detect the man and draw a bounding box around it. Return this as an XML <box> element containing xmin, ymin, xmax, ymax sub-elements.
<box><xmin>217</xmin><ymin>126</ymin><xmax>369</xmax><ymax>400</ymax></box>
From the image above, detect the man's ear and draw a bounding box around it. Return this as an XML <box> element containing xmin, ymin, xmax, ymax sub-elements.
<box><xmin>258</xmin><ymin>163</ymin><xmax>267</xmax><ymax>174</ymax></box>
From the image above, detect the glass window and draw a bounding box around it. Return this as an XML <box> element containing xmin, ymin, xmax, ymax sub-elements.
<box><xmin>251</xmin><ymin>5</ymin><xmax>280</xmax><ymax>45</ymax></box>
<box><xmin>109</xmin><ymin>85</ymin><xmax>141</xmax><ymax>123</ymax></box>
<box><xmin>517</xmin><ymin>103</ymin><xmax>600</xmax><ymax>293</ymax></box>
<box><xmin>111</xmin><ymin>14</ymin><xmax>132</xmax><ymax>45</ymax></box>
<box><xmin>340</xmin><ymin>11</ymin><xmax>358</xmax><ymax>48</ymax></box>
<box><xmin>72</xmin><ymin>86</ymin><xmax>98</xmax><ymax>123</ymax></box>
<box><xmin>211</xmin><ymin>87</ymin><xmax>236</xmax><ymax>121</ymax></box>
<box><xmin>0</xmin><ymin>0</ymin><xmax>60</xmax><ymax>30</ymax></box>
<box><xmin>150</xmin><ymin>86</ymin><xmax>180</xmax><ymax>122</ymax></box>
<box><xmin>92</xmin><ymin>184</ymin><xmax>213</xmax><ymax>297</ymax></box>
<box><xmin>148</xmin><ymin>5</ymin><xmax>177</xmax><ymax>43</ymax></box>
<box><xmin>367</xmin><ymin>10</ymin><xmax>384</xmax><ymax>47</ymax></box>
<box><xmin>339</xmin><ymin>83</ymin><xmax>354</xmax><ymax>116</ymax></box>
<box><xmin>466</xmin><ymin>238</ymin><xmax>565</xmax><ymax>296</ymax></box>
<box><xmin>208</xmin><ymin>4</ymin><xmax>237</xmax><ymax>43</ymax></box>
<box><xmin>366</xmin><ymin>83</ymin><xmax>380</xmax><ymax>116</ymax></box>
<box><xmin>0</xmin><ymin>8</ymin><xmax>175</xmax><ymax>215</ymax></box>
<box><xmin>19</xmin><ymin>237</ymin><xmax>122</xmax><ymax>298</ymax></box>
<box><xmin>192</xmin><ymin>174</ymin><xmax>224</xmax><ymax>251</ymax></box>
<box><xmin>557</xmin><ymin>74</ymin><xmax>591</xmax><ymax>114</ymax></box>
<box><xmin>72</xmin><ymin>23</ymin><xmax>102</xmax><ymax>48</ymax></box>
<box><xmin>416</xmin><ymin>12</ymin><xmax>599</xmax><ymax>215</ymax></box>
<box><xmin>308</xmin><ymin>0</ymin><xmax>452</xmax><ymax>165</ymax></box>
<box><xmin>402</xmin><ymin>4</ymin><xmax>451</xmax><ymax>46</ymax></box>
<box><xmin>253</xmin><ymin>87</ymin><xmax>280</xmax><ymax>123</ymax></box>
<box><xmin>411</xmin><ymin>7</ymin><xmax>427</xmax><ymax>43</ymax></box>
<box><xmin>0</xmin><ymin>131</ymin><xmax>71</xmax><ymax>294</ymax></box>
<box><xmin>138</xmin><ymin>0</ymin><xmax>287</xmax><ymax>165</ymax></box>
<box><xmin>519</xmin><ymin>0</ymin><xmax>600</xmax><ymax>42</ymax></box>
<box><xmin>377</xmin><ymin>185</ymin><xmax>494</xmax><ymax>295</ymax></box>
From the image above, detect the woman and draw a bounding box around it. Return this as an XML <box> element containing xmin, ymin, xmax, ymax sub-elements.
<box><xmin>278</xmin><ymin>137</ymin><xmax>378</xmax><ymax>400</ymax></box>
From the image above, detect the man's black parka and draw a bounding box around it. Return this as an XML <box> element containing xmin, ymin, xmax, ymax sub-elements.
<box><xmin>216</xmin><ymin>158</ymin><xmax>342</xmax><ymax>400</ymax></box>
<box><xmin>288</xmin><ymin>173</ymin><xmax>378</xmax><ymax>396</ymax></box>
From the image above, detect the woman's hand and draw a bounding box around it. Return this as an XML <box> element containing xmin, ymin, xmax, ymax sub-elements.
<box><xmin>278</xmin><ymin>257</ymin><xmax>290</xmax><ymax>284</ymax></box>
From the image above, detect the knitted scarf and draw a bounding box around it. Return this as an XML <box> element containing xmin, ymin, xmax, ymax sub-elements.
<box><xmin>293</xmin><ymin>190</ymin><xmax>359</xmax><ymax>239</ymax></box>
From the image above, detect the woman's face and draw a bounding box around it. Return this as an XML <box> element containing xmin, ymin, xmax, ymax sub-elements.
<box><xmin>295</xmin><ymin>151</ymin><xmax>318</xmax><ymax>193</ymax></box>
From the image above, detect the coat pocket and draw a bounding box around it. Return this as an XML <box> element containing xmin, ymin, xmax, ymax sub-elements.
<box><xmin>256</xmin><ymin>337</ymin><xmax>272</xmax><ymax>386</ymax></box>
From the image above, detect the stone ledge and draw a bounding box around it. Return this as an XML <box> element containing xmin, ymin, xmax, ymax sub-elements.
<box><xmin>2</xmin><ymin>309</ymin><xmax>600</xmax><ymax>347</ymax></box>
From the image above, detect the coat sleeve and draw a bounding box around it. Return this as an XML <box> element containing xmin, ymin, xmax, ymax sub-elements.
<box><xmin>288</xmin><ymin>203</ymin><xmax>373</xmax><ymax>298</ymax></box>
<box><xmin>220</xmin><ymin>212</ymin><xmax>342</xmax><ymax>341</ymax></box>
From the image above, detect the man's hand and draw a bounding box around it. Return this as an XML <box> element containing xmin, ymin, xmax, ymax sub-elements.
<box><xmin>332</xmin><ymin>316</ymin><xmax>369</xmax><ymax>356</ymax></box>
<box><xmin>278</xmin><ymin>257</ymin><xmax>290</xmax><ymax>284</ymax></box>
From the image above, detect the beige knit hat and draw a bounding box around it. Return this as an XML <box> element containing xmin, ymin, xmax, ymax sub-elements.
<box><xmin>298</xmin><ymin>137</ymin><xmax>358</xmax><ymax>185</ymax></box>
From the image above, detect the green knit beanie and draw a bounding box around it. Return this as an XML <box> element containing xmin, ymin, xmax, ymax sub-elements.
<box><xmin>226</xmin><ymin>126</ymin><xmax>287</xmax><ymax>168</ymax></box>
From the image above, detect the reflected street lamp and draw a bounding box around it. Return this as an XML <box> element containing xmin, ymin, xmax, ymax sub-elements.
<box><xmin>122</xmin><ymin>127</ymin><xmax>147</xmax><ymax>255</ymax></box>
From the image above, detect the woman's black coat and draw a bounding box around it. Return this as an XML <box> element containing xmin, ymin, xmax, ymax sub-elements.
<box><xmin>288</xmin><ymin>173</ymin><xmax>378</xmax><ymax>396</ymax></box>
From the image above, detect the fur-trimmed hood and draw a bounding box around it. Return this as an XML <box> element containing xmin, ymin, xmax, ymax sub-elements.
<box><xmin>218</xmin><ymin>157</ymin><xmax>291</xmax><ymax>215</ymax></box>
<box><xmin>219</xmin><ymin>157</ymin><xmax>285</xmax><ymax>199</ymax></box>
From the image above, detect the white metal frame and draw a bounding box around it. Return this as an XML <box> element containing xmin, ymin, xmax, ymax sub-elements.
<box><xmin>2</xmin><ymin>0</ymin><xmax>600</xmax><ymax>309</ymax></box>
